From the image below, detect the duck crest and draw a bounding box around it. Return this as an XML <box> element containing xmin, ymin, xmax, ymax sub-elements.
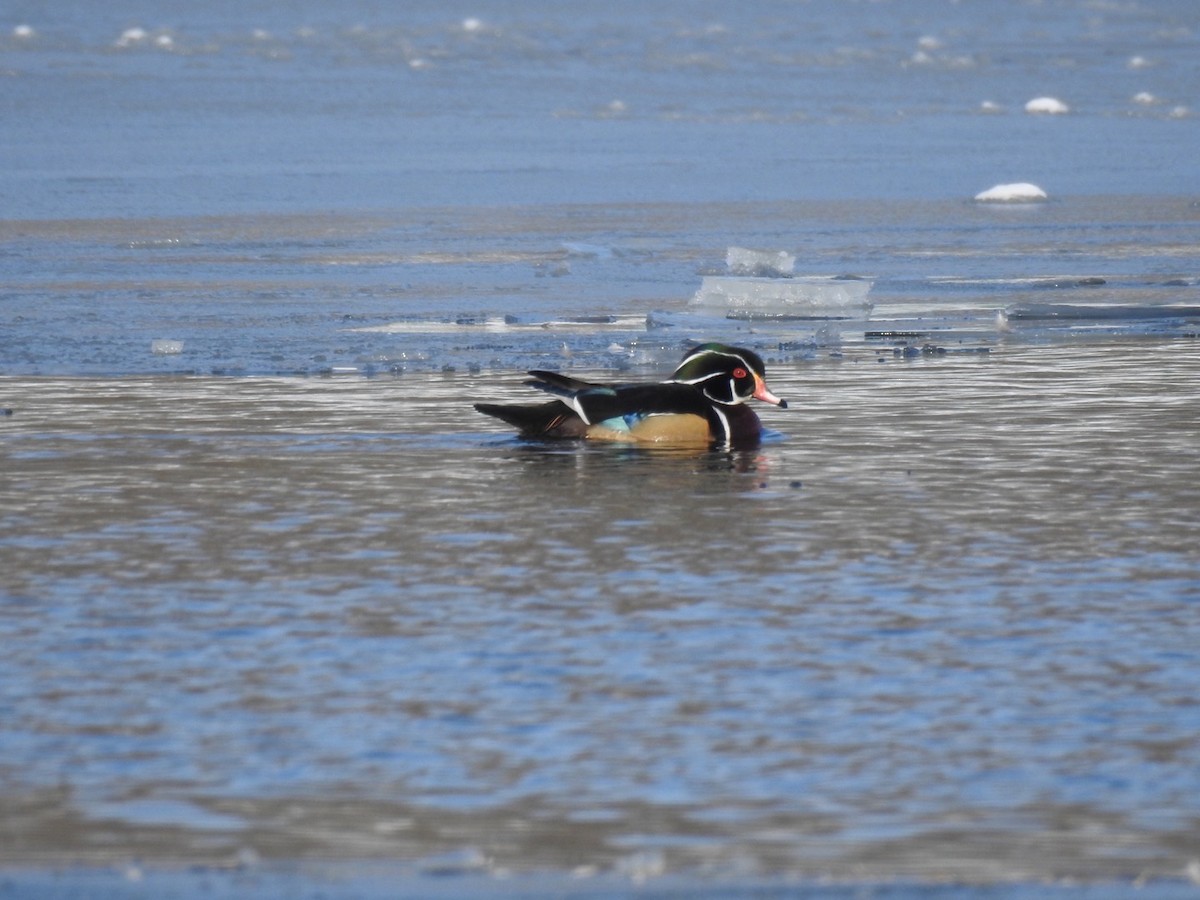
<box><xmin>474</xmin><ymin>342</ymin><xmax>787</xmax><ymax>448</ymax></box>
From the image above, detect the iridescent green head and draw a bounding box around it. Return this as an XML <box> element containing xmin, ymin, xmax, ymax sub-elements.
<box><xmin>671</xmin><ymin>343</ymin><xmax>788</xmax><ymax>408</ymax></box>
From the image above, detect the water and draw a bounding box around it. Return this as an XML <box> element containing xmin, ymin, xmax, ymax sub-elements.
<box><xmin>2</xmin><ymin>1</ymin><xmax>1200</xmax><ymax>895</ymax></box>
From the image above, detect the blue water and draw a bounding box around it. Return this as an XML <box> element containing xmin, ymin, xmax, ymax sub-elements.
<box><xmin>3</xmin><ymin>0</ymin><xmax>1198</xmax><ymax>220</ymax></box>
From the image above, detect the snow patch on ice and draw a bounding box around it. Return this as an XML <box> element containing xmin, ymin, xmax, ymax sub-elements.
<box><xmin>1025</xmin><ymin>96</ymin><xmax>1069</xmax><ymax>115</ymax></box>
<box><xmin>974</xmin><ymin>183</ymin><xmax>1048</xmax><ymax>203</ymax></box>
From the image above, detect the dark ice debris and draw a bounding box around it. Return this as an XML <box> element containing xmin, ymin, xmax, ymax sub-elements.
<box><xmin>893</xmin><ymin>344</ymin><xmax>989</xmax><ymax>357</ymax></box>
<box><xmin>1031</xmin><ymin>277</ymin><xmax>1107</xmax><ymax>289</ymax></box>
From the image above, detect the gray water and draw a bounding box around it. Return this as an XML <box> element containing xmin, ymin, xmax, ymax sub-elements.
<box><xmin>2</xmin><ymin>1</ymin><xmax>1200</xmax><ymax>895</ymax></box>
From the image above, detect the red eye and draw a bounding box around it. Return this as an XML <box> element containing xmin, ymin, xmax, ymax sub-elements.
<box><xmin>733</xmin><ymin>367</ymin><xmax>748</xmax><ymax>379</ymax></box>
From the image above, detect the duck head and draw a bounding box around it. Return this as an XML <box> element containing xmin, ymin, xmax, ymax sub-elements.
<box><xmin>671</xmin><ymin>343</ymin><xmax>788</xmax><ymax>408</ymax></box>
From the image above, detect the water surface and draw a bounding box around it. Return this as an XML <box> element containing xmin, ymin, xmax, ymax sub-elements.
<box><xmin>2</xmin><ymin>0</ymin><xmax>1200</xmax><ymax>894</ymax></box>
<box><xmin>3</xmin><ymin>339</ymin><xmax>1199</xmax><ymax>884</ymax></box>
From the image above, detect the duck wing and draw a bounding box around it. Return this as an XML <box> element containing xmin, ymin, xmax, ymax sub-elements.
<box><xmin>553</xmin><ymin>382</ymin><xmax>711</xmax><ymax>427</ymax></box>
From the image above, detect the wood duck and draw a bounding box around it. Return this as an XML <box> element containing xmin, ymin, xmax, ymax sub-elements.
<box><xmin>474</xmin><ymin>343</ymin><xmax>788</xmax><ymax>448</ymax></box>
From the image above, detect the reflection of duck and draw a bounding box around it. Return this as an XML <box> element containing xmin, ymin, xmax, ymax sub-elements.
<box><xmin>474</xmin><ymin>343</ymin><xmax>787</xmax><ymax>448</ymax></box>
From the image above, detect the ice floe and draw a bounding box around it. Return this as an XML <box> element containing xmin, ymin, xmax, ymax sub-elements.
<box><xmin>1024</xmin><ymin>96</ymin><xmax>1069</xmax><ymax>115</ymax></box>
<box><xmin>974</xmin><ymin>182</ymin><xmax>1048</xmax><ymax>203</ymax></box>
<box><xmin>350</xmin><ymin>314</ymin><xmax>649</xmax><ymax>334</ymax></box>
<box><xmin>692</xmin><ymin>276</ymin><xmax>872</xmax><ymax>320</ymax></box>
<box><xmin>726</xmin><ymin>246</ymin><xmax>794</xmax><ymax>277</ymax></box>
<box><xmin>115</xmin><ymin>27</ymin><xmax>148</xmax><ymax>48</ymax></box>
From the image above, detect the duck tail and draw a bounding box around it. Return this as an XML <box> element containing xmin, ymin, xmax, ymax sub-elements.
<box><xmin>474</xmin><ymin>400</ymin><xmax>588</xmax><ymax>438</ymax></box>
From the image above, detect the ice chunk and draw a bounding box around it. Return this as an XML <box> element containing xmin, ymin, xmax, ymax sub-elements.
<box><xmin>726</xmin><ymin>247</ymin><xmax>795</xmax><ymax>277</ymax></box>
<box><xmin>13</xmin><ymin>24</ymin><xmax>36</xmax><ymax>39</ymax></box>
<box><xmin>562</xmin><ymin>241</ymin><xmax>613</xmax><ymax>259</ymax></box>
<box><xmin>692</xmin><ymin>276</ymin><xmax>872</xmax><ymax>319</ymax></box>
<box><xmin>116</xmin><ymin>27</ymin><xmax>148</xmax><ymax>47</ymax></box>
<box><xmin>1025</xmin><ymin>96</ymin><xmax>1069</xmax><ymax>114</ymax></box>
<box><xmin>1132</xmin><ymin>91</ymin><xmax>1157</xmax><ymax>105</ymax></box>
<box><xmin>151</xmin><ymin>339</ymin><xmax>184</xmax><ymax>355</ymax></box>
<box><xmin>974</xmin><ymin>182</ymin><xmax>1047</xmax><ymax>203</ymax></box>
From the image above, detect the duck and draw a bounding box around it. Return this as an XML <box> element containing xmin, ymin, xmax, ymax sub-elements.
<box><xmin>474</xmin><ymin>342</ymin><xmax>787</xmax><ymax>448</ymax></box>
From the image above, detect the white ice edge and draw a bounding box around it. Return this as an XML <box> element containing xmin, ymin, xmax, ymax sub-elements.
<box><xmin>348</xmin><ymin>315</ymin><xmax>650</xmax><ymax>334</ymax></box>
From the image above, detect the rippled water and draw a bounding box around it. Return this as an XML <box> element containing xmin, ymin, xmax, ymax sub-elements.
<box><xmin>4</xmin><ymin>339</ymin><xmax>1199</xmax><ymax>887</ymax></box>
<box><xmin>3</xmin><ymin>0</ymin><xmax>1200</xmax><ymax>895</ymax></box>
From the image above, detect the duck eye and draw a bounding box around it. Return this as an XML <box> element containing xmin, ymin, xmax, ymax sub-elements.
<box><xmin>733</xmin><ymin>367</ymin><xmax>748</xmax><ymax>379</ymax></box>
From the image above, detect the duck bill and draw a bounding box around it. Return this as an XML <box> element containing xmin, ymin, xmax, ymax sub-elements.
<box><xmin>752</xmin><ymin>376</ymin><xmax>788</xmax><ymax>409</ymax></box>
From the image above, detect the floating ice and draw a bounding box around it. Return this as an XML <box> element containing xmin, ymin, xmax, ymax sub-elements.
<box><xmin>726</xmin><ymin>246</ymin><xmax>795</xmax><ymax>277</ymax></box>
<box><xmin>562</xmin><ymin>241</ymin><xmax>613</xmax><ymax>259</ymax></box>
<box><xmin>1132</xmin><ymin>92</ymin><xmax>1157</xmax><ymax>105</ymax></box>
<box><xmin>979</xmin><ymin>100</ymin><xmax>1003</xmax><ymax>114</ymax></box>
<box><xmin>1127</xmin><ymin>55</ymin><xmax>1150</xmax><ymax>69</ymax></box>
<box><xmin>461</xmin><ymin>17</ymin><xmax>484</xmax><ymax>33</ymax></box>
<box><xmin>974</xmin><ymin>182</ymin><xmax>1048</xmax><ymax>203</ymax></box>
<box><xmin>151</xmin><ymin>339</ymin><xmax>184</xmax><ymax>355</ymax></box>
<box><xmin>692</xmin><ymin>276</ymin><xmax>872</xmax><ymax>319</ymax></box>
<box><xmin>13</xmin><ymin>24</ymin><xmax>35</xmax><ymax>40</ymax></box>
<box><xmin>116</xmin><ymin>27</ymin><xmax>148</xmax><ymax>47</ymax></box>
<box><xmin>1025</xmin><ymin>96</ymin><xmax>1069</xmax><ymax>115</ymax></box>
